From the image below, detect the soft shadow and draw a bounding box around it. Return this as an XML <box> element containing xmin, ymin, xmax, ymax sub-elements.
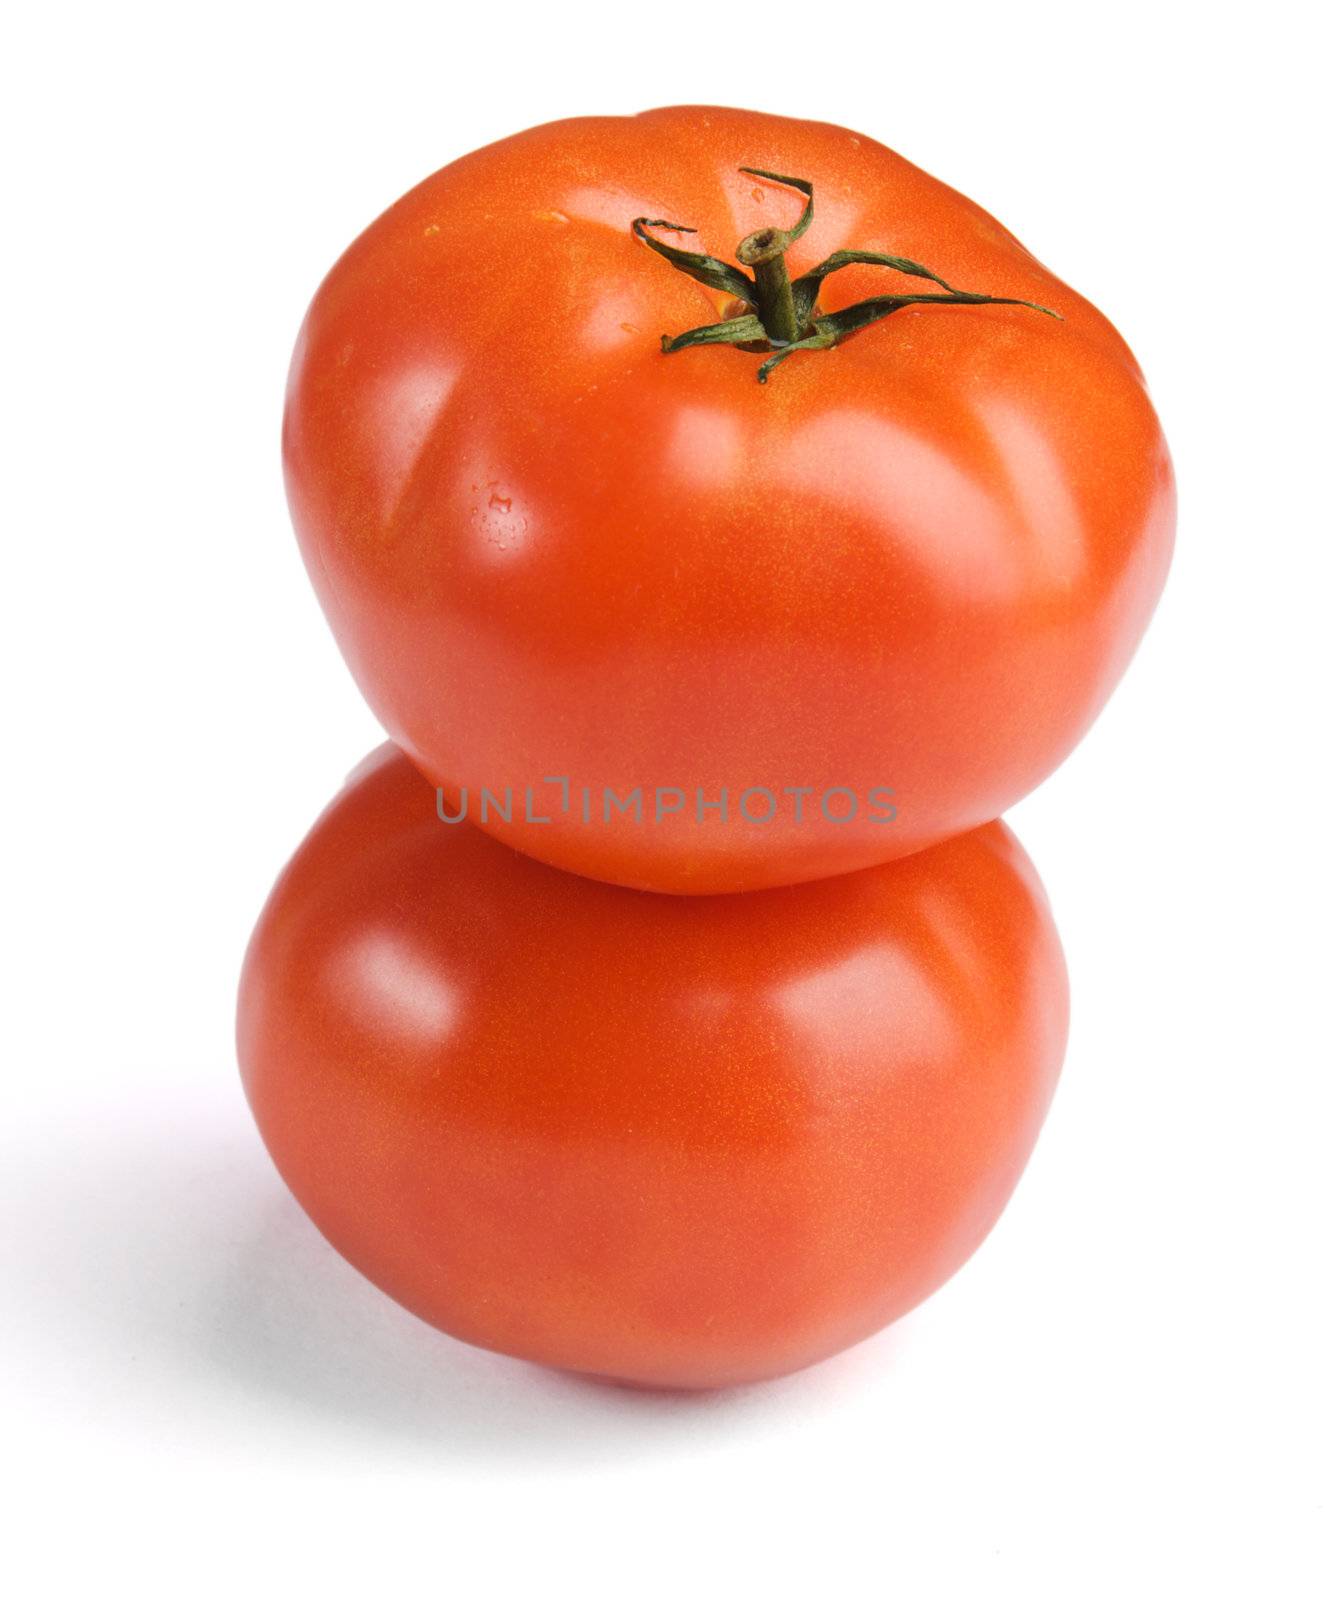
<box><xmin>6</xmin><ymin>1091</ymin><xmax>900</xmax><ymax>1463</ymax></box>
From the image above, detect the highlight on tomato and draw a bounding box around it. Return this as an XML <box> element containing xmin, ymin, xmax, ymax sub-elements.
<box><xmin>237</xmin><ymin>745</ymin><xmax>1068</xmax><ymax>1389</ymax></box>
<box><xmin>283</xmin><ymin>105</ymin><xmax>1174</xmax><ymax>893</ymax></box>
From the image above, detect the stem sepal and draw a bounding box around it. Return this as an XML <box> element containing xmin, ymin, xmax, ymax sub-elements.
<box><xmin>632</xmin><ymin>171</ymin><xmax>1060</xmax><ymax>382</ymax></box>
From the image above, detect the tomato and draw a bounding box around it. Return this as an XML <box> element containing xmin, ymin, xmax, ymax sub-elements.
<box><xmin>237</xmin><ymin>744</ymin><xmax>1067</xmax><ymax>1389</ymax></box>
<box><xmin>283</xmin><ymin>105</ymin><xmax>1174</xmax><ymax>894</ymax></box>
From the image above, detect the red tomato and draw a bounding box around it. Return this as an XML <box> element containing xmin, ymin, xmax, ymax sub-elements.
<box><xmin>237</xmin><ymin>745</ymin><xmax>1067</xmax><ymax>1388</ymax></box>
<box><xmin>284</xmin><ymin>105</ymin><xmax>1174</xmax><ymax>894</ymax></box>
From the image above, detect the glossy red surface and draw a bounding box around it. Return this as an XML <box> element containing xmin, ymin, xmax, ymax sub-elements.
<box><xmin>237</xmin><ymin>746</ymin><xmax>1068</xmax><ymax>1388</ymax></box>
<box><xmin>284</xmin><ymin>106</ymin><xmax>1174</xmax><ymax>893</ymax></box>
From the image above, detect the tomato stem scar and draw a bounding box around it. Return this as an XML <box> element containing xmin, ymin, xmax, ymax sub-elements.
<box><xmin>632</xmin><ymin>169</ymin><xmax>1061</xmax><ymax>382</ymax></box>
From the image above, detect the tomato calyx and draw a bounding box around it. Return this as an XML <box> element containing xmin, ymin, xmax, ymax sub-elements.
<box><xmin>632</xmin><ymin>169</ymin><xmax>1061</xmax><ymax>382</ymax></box>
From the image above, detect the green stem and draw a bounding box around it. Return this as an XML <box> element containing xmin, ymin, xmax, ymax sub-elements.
<box><xmin>633</xmin><ymin>168</ymin><xmax>1059</xmax><ymax>383</ymax></box>
<box><xmin>735</xmin><ymin>228</ymin><xmax>800</xmax><ymax>344</ymax></box>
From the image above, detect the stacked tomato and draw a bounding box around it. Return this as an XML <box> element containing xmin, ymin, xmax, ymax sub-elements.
<box><xmin>239</xmin><ymin>107</ymin><xmax>1173</xmax><ymax>1388</ymax></box>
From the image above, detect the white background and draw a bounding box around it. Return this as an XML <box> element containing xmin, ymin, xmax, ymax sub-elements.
<box><xmin>3</xmin><ymin>2</ymin><xmax>1321</xmax><ymax>1594</ymax></box>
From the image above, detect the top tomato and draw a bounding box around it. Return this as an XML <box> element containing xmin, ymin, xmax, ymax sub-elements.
<box><xmin>284</xmin><ymin>106</ymin><xmax>1174</xmax><ymax>893</ymax></box>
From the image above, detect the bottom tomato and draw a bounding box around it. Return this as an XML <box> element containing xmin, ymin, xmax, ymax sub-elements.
<box><xmin>237</xmin><ymin>745</ymin><xmax>1068</xmax><ymax>1388</ymax></box>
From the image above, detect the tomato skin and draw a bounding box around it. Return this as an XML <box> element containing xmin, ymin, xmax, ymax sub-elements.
<box><xmin>237</xmin><ymin>745</ymin><xmax>1067</xmax><ymax>1388</ymax></box>
<box><xmin>284</xmin><ymin>105</ymin><xmax>1174</xmax><ymax>894</ymax></box>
